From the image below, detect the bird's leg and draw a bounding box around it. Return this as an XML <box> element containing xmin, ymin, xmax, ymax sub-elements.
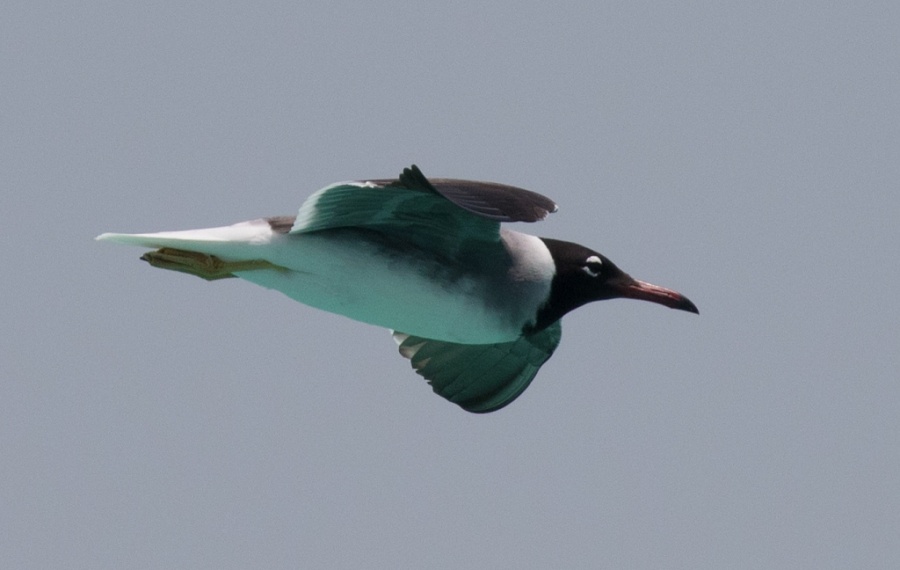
<box><xmin>140</xmin><ymin>248</ymin><xmax>286</xmax><ymax>281</ymax></box>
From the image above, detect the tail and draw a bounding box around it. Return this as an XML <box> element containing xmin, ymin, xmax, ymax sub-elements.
<box><xmin>97</xmin><ymin>218</ymin><xmax>288</xmax><ymax>280</ymax></box>
<box><xmin>96</xmin><ymin>219</ymin><xmax>278</xmax><ymax>257</ymax></box>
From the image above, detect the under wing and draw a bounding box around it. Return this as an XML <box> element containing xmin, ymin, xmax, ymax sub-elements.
<box><xmin>393</xmin><ymin>321</ymin><xmax>562</xmax><ymax>413</ymax></box>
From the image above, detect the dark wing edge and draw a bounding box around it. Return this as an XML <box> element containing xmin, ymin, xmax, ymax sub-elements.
<box><xmin>375</xmin><ymin>165</ymin><xmax>558</xmax><ymax>223</ymax></box>
<box><xmin>429</xmin><ymin>178</ymin><xmax>558</xmax><ymax>222</ymax></box>
<box><xmin>392</xmin><ymin>322</ymin><xmax>562</xmax><ymax>413</ymax></box>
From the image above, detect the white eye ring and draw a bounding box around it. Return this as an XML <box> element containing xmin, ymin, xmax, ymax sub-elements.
<box><xmin>582</xmin><ymin>255</ymin><xmax>603</xmax><ymax>277</ymax></box>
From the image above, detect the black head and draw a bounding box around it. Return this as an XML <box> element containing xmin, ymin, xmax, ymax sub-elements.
<box><xmin>532</xmin><ymin>238</ymin><xmax>698</xmax><ymax>331</ymax></box>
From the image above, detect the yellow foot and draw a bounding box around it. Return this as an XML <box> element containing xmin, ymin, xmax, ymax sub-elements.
<box><xmin>140</xmin><ymin>248</ymin><xmax>286</xmax><ymax>281</ymax></box>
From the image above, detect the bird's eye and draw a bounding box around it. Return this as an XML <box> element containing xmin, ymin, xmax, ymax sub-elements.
<box><xmin>582</xmin><ymin>255</ymin><xmax>603</xmax><ymax>277</ymax></box>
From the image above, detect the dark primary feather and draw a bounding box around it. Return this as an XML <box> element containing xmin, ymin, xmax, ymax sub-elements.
<box><xmin>428</xmin><ymin>179</ymin><xmax>557</xmax><ymax>222</ymax></box>
<box><xmin>374</xmin><ymin>165</ymin><xmax>558</xmax><ymax>222</ymax></box>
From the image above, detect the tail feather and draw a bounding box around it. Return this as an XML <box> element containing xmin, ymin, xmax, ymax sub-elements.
<box><xmin>96</xmin><ymin>219</ymin><xmax>278</xmax><ymax>261</ymax></box>
<box><xmin>96</xmin><ymin>219</ymin><xmax>276</xmax><ymax>250</ymax></box>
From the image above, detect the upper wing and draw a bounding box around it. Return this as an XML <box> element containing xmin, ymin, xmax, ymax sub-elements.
<box><xmin>372</xmin><ymin>166</ymin><xmax>558</xmax><ymax>223</ymax></box>
<box><xmin>290</xmin><ymin>165</ymin><xmax>557</xmax><ymax>258</ymax></box>
<box><xmin>393</xmin><ymin>322</ymin><xmax>562</xmax><ymax>413</ymax></box>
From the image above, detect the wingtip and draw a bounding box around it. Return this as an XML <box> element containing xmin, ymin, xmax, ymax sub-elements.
<box><xmin>398</xmin><ymin>164</ymin><xmax>433</xmax><ymax>191</ymax></box>
<box><xmin>402</xmin><ymin>164</ymin><xmax>424</xmax><ymax>179</ymax></box>
<box><xmin>538</xmin><ymin>203</ymin><xmax>559</xmax><ymax>220</ymax></box>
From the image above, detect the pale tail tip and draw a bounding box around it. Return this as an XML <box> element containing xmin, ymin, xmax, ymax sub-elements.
<box><xmin>95</xmin><ymin>232</ymin><xmax>130</xmax><ymax>243</ymax></box>
<box><xmin>95</xmin><ymin>232</ymin><xmax>144</xmax><ymax>245</ymax></box>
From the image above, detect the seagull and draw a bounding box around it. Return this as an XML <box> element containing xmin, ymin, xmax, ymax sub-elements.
<box><xmin>97</xmin><ymin>165</ymin><xmax>697</xmax><ymax>413</ymax></box>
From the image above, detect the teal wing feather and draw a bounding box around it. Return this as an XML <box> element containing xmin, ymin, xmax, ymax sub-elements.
<box><xmin>393</xmin><ymin>322</ymin><xmax>562</xmax><ymax>413</ymax></box>
<box><xmin>291</xmin><ymin>165</ymin><xmax>556</xmax><ymax>259</ymax></box>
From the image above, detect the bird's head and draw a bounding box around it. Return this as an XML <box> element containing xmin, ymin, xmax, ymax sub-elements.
<box><xmin>533</xmin><ymin>238</ymin><xmax>698</xmax><ymax>330</ymax></box>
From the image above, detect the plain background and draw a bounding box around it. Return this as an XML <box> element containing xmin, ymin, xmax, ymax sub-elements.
<box><xmin>3</xmin><ymin>2</ymin><xmax>899</xmax><ymax>568</ymax></box>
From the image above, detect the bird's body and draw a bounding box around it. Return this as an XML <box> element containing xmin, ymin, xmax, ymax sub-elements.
<box><xmin>112</xmin><ymin>221</ymin><xmax>553</xmax><ymax>344</ymax></box>
<box><xmin>98</xmin><ymin>165</ymin><xmax>697</xmax><ymax>412</ymax></box>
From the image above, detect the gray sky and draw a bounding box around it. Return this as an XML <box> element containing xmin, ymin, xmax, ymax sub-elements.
<box><xmin>4</xmin><ymin>2</ymin><xmax>899</xmax><ymax>568</ymax></box>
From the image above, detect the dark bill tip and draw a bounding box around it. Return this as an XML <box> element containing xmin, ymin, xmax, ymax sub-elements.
<box><xmin>676</xmin><ymin>295</ymin><xmax>700</xmax><ymax>315</ymax></box>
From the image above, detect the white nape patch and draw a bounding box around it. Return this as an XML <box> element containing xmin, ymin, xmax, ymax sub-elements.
<box><xmin>501</xmin><ymin>230</ymin><xmax>555</xmax><ymax>284</ymax></box>
<box><xmin>350</xmin><ymin>181</ymin><xmax>379</xmax><ymax>188</ymax></box>
<box><xmin>582</xmin><ymin>255</ymin><xmax>603</xmax><ymax>277</ymax></box>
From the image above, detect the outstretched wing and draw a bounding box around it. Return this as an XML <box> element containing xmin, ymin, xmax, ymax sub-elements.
<box><xmin>393</xmin><ymin>322</ymin><xmax>562</xmax><ymax>413</ymax></box>
<box><xmin>290</xmin><ymin>165</ymin><xmax>557</xmax><ymax>259</ymax></box>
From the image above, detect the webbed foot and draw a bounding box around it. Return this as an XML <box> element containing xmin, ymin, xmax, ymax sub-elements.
<box><xmin>140</xmin><ymin>248</ymin><xmax>284</xmax><ymax>281</ymax></box>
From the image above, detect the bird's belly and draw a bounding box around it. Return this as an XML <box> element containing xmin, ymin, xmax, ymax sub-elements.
<box><xmin>231</xmin><ymin>231</ymin><xmax>545</xmax><ymax>344</ymax></box>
